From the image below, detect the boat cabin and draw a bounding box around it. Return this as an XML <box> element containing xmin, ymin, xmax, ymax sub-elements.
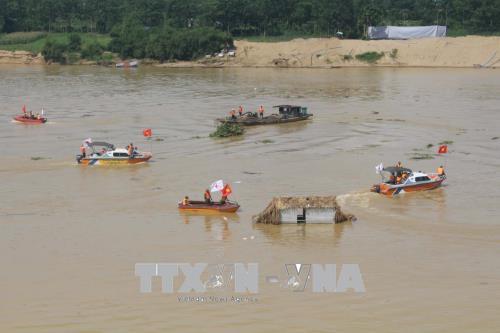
<box><xmin>406</xmin><ymin>172</ymin><xmax>432</xmax><ymax>184</ymax></box>
<box><xmin>274</xmin><ymin>105</ymin><xmax>308</xmax><ymax>117</ymax></box>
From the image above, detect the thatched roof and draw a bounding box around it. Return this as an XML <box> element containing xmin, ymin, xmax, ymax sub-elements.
<box><xmin>252</xmin><ymin>196</ymin><xmax>355</xmax><ymax>225</ymax></box>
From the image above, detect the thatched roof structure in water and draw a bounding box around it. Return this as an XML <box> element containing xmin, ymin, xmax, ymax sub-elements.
<box><xmin>253</xmin><ymin>196</ymin><xmax>355</xmax><ymax>225</ymax></box>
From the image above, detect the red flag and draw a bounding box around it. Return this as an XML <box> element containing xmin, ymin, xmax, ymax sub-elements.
<box><xmin>438</xmin><ymin>145</ymin><xmax>448</xmax><ymax>154</ymax></box>
<box><xmin>222</xmin><ymin>184</ymin><xmax>232</xmax><ymax>197</ymax></box>
<box><xmin>22</xmin><ymin>105</ymin><xmax>26</xmax><ymax>114</ymax></box>
<box><xmin>143</xmin><ymin>128</ymin><xmax>152</xmax><ymax>137</ymax></box>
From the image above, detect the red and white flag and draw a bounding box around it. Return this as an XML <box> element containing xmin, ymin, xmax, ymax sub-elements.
<box><xmin>210</xmin><ymin>180</ymin><xmax>224</xmax><ymax>193</ymax></box>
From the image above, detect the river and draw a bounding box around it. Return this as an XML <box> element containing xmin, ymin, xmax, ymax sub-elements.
<box><xmin>1</xmin><ymin>65</ymin><xmax>499</xmax><ymax>332</ymax></box>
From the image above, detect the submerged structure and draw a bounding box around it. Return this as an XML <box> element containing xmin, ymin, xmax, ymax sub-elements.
<box><xmin>253</xmin><ymin>196</ymin><xmax>355</xmax><ymax>225</ymax></box>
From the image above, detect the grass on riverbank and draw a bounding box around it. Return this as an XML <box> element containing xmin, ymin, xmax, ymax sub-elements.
<box><xmin>0</xmin><ymin>32</ymin><xmax>110</xmax><ymax>53</ymax></box>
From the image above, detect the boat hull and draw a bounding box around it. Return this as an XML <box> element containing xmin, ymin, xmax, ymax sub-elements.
<box><xmin>217</xmin><ymin>114</ymin><xmax>312</xmax><ymax>126</ymax></box>
<box><xmin>372</xmin><ymin>176</ymin><xmax>445</xmax><ymax>196</ymax></box>
<box><xmin>13</xmin><ymin>115</ymin><xmax>47</xmax><ymax>124</ymax></box>
<box><xmin>178</xmin><ymin>201</ymin><xmax>240</xmax><ymax>213</ymax></box>
<box><xmin>77</xmin><ymin>155</ymin><xmax>152</xmax><ymax>165</ymax></box>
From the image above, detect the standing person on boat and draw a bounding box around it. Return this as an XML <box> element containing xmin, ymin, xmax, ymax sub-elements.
<box><xmin>396</xmin><ymin>161</ymin><xmax>403</xmax><ymax>168</ymax></box>
<box><xmin>258</xmin><ymin>105</ymin><xmax>264</xmax><ymax>118</ymax></box>
<box><xmin>230</xmin><ymin>109</ymin><xmax>237</xmax><ymax>120</ymax></box>
<box><xmin>80</xmin><ymin>144</ymin><xmax>86</xmax><ymax>158</ymax></box>
<box><xmin>22</xmin><ymin>105</ymin><xmax>27</xmax><ymax>118</ymax></box>
<box><xmin>182</xmin><ymin>196</ymin><xmax>189</xmax><ymax>205</ymax></box>
<box><xmin>220</xmin><ymin>184</ymin><xmax>232</xmax><ymax>204</ymax></box>
<box><xmin>204</xmin><ymin>189</ymin><xmax>212</xmax><ymax>204</ymax></box>
<box><xmin>437</xmin><ymin>165</ymin><xmax>446</xmax><ymax>176</ymax></box>
<box><xmin>127</xmin><ymin>143</ymin><xmax>134</xmax><ymax>157</ymax></box>
<box><xmin>238</xmin><ymin>105</ymin><xmax>244</xmax><ymax>117</ymax></box>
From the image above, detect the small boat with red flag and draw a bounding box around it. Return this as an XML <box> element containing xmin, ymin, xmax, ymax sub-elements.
<box><xmin>13</xmin><ymin>105</ymin><xmax>47</xmax><ymax>124</ymax></box>
<box><xmin>179</xmin><ymin>182</ymin><xmax>239</xmax><ymax>213</ymax></box>
<box><xmin>178</xmin><ymin>200</ymin><xmax>240</xmax><ymax>213</ymax></box>
<box><xmin>13</xmin><ymin>115</ymin><xmax>47</xmax><ymax>124</ymax></box>
<box><xmin>371</xmin><ymin>166</ymin><xmax>446</xmax><ymax>196</ymax></box>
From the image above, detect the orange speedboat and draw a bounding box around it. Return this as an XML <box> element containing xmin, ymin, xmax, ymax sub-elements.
<box><xmin>371</xmin><ymin>166</ymin><xmax>446</xmax><ymax>196</ymax></box>
<box><xmin>13</xmin><ymin>115</ymin><xmax>47</xmax><ymax>124</ymax></box>
<box><xmin>76</xmin><ymin>142</ymin><xmax>151</xmax><ymax>166</ymax></box>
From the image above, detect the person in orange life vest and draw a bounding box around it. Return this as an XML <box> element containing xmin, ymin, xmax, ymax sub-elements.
<box><xmin>230</xmin><ymin>109</ymin><xmax>236</xmax><ymax>119</ymax></box>
<box><xmin>182</xmin><ymin>196</ymin><xmax>189</xmax><ymax>205</ymax></box>
<box><xmin>80</xmin><ymin>145</ymin><xmax>86</xmax><ymax>158</ymax></box>
<box><xmin>204</xmin><ymin>189</ymin><xmax>212</xmax><ymax>204</ymax></box>
<box><xmin>258</xmin><ymin>105</ymin><xmax>264</xmax><ymax>118</ymax></box>
<box><xmin>238</xmin><ymin>105</ymin><xmax>244</xmax><ymax>117</ymax></box>
<box><xmin>437</xmin><ymin>165</ymin><xmax>445</xmax><ymax>176</ymax></box>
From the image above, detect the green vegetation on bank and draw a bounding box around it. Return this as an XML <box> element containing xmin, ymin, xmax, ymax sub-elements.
<box><xmin>0</xmin><ymin>32</ymin><xmax>110</xmax><ymax>54</ymax></box>
<box><xmin>108</xmin><ymin>16</ymin><xmax>232</xmax><ymax>61</ymax></box>
<box><xmin>1</xmin><ymin>0</ymin><xmax>499</xmax><ymax>63</ymax></box>
<box><xmin>355</xmin><ymin>51</ymin><xmax>385</xmax><ymax>64</ymax></box>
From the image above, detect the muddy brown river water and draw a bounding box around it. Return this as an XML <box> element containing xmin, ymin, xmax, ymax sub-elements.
<box><xmin>1</xmin><ymin>65</ymin><xmax>499</xmax><ymax>332</ymax></box>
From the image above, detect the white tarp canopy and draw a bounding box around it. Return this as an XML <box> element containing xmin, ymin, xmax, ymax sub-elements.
<box><xmin>368</xmin><ymin>26</ymin><xmax>447</xmax><ymax>39</ymax></box>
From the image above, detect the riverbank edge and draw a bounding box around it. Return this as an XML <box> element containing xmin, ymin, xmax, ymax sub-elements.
<box><xmin>2</xmin><ymin>36</ymin><xmax>499</xmax><ymax>68</ymax></box>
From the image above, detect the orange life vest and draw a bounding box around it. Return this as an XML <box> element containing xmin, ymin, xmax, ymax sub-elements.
<box><xmin>80</xmin><ymin>146</ymin><xmax>85</xmax><ymax>153</ymax></box>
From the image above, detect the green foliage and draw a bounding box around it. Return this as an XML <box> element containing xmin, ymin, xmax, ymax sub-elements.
<box><xmin>68</xmin><ymin>33</ymin><xmax>82</xmax><ymax>51</ymax></box>
<box><xmin>355</xmin><ymin>51</ymin><xmax>385</xmax><ymax>63</ymax></box>
<box><xmin>111</xmin><ymin>23</ymin><xmax>232</xmax><ymax>61</ymax></box>
<box><xmin>1</xmin><ymin>0</ymin><xmax>499</xmax><ymax>39</ymax></box>
<box><xmin>42</xmin><ymin>39</ymin><xmax>68</xmax><ymax>63</ymax></box>
<box><xmin>0</xmin><ymin>33</ymin><xmax>110</xmax><ymax>54</ymax></box>
<box><xmin>81</xmin><ymin>41</ymin><xmax>104</xmax><ymax>60</ymax></box>
<box><xmin>210</xmin><ymin>122</ymin><xmax>244</xmax><ymax>138</ymax></box>
<box><xmin>0</xmin><ymin>31</ymin><xmax>46</xmax><ymax>45</ymax></box>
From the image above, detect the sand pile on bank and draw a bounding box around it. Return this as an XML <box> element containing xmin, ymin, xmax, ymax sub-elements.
<box><xmin>0</xmin><ymin>50</ymin><xmax>44</xmax><ymax>65</ymax></box>
<box><xmin>233</xmin><ymin>36</ymin><xmax>500</xmax><ymax>68</ymax></box>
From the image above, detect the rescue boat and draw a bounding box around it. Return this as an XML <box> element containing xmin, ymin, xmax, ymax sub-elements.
<box><xmin>13</xmin><ymin>115</ymin><xmax>47</xmax><ymax>124</ymax></box>
<box><xmin>371</xmin><ymin>166</ymin><xmax>446</xmax><ymax>196</ymax></box>
<box><xmin>76</xmin><ymin>142</ymin><xmax>152</xmax><ymax>166</ymax></box>
<box><xmin>217</xmin><ymin>105</ymin><xmax>312</xmax><ymax>126</ymax></box>
<box><xmin>178</xmin><ymin>200</ymin><xmax>240</xmax><ymax>213</ymax></box>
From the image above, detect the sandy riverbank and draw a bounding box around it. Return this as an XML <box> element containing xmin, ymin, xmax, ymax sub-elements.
<box><xmin>0</xmin><ymin>50</ymin><xmax>44</xmax><ymax>64</ymax></box>
<box><xmin>2</xmin><ymin>36</ymin><xmax>499</xmax><ymax>68</ymax></box>
<box><xmin>158</xmin><ymin>36</ymin><xmax>500</xmax><ymax>68</ymax></box>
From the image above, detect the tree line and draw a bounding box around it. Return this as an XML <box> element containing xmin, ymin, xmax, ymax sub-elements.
<box><xmin>1</xmin><ymin>0</ymin><xmax>499</xmax><ymax>37</ymax></box>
